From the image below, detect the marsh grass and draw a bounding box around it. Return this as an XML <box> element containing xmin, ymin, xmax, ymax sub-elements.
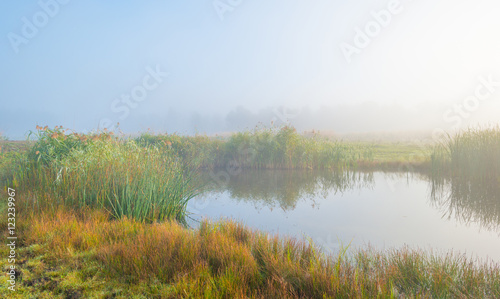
<box><xmin>137</xmin><ymin>126</ymin><xmax>375</xmax><ymax>170</ymax></box>
<box><xmin>429</xmin><ymin>127</ymin><xmax>500</xmax><ymax>231</ymax></box>
<box><xmin>0</xmin><ymin>149</ymin><xmax>20</xmax><ymax>187</ymax></box>
<box><xmin>10</xmin><ymin>126</ymin><xmax>198</xmax><ymax>223</ymax></box>
<box><xmin>432</xmin><ymin>127</ymin><xmax>500</xmax><ymax>178</ymax></box>
<box><xmin>0</xmin><ymin>139</ymin><xmax>32</xmax><ymax>186</ymax></box>
<box><xmin>3</xmin><ymin>206</ymin><xmax>499</xmax><ymax>298</ymax></box>
<box><xmin>2</xmin><ymin>126</ymin><xmax>500</xmax><ymax>297</ymax></box>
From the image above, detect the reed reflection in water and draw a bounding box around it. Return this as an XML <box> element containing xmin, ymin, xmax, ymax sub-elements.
<box><xmin>430</xmin><ymin>175</ymin><xmax>500</xmax><ymax>232</ymax></box>
<box><xmin>189</xmin><ymin>170</ymin><xmax>500</xmax><ymax>261</ymax></box>
<box><xmin>196</xmin><ymin>170</ymin><xmax>374</xmax><ymax>211</ymax></box>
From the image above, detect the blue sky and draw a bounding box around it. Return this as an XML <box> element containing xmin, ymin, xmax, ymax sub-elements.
<box><xmin>1</xmin><ymin>0</ymin><xmax>500</xmax><ymax>138</ymax></box>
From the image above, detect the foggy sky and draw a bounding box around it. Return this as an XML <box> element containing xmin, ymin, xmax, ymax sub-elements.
<box><xmin>1</xmin><ymin>0</ymin><xmax>500</xmax><ymax>139</ymax></box>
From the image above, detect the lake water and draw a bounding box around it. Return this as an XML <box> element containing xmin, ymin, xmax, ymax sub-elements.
<box><xmin>187</xmin><ymin>170</ymin><xmax>500</xmax><ymax>262</ymax></box>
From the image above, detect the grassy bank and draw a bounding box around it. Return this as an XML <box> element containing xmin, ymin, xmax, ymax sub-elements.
<box><xmin>1</xmin><ymin>205</ymin><xmax>499</xmax><ymax>298</ymax></box>
<box><xmin>136</xmin><ymin>126</ymin><xmax>436</xmax><ymax>171</ymax></box>
<box><xmin>3</xmin><ymin>126</ymin><xmax>435</xmax><ymax>173</ymax></box>
<box><xmin>2</xmin><ymin>126</ymin><xmax>500</xmax><ymax>297</ymax></box>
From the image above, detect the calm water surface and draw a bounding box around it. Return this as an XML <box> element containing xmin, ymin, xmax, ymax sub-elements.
<box><xmin>187</xmin><ymin>170</ymin><xmax>500</xmax><ymax>262</ymax></box>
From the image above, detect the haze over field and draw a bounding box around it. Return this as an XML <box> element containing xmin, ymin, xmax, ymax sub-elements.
<box><xmin>1</xmin><ymin>0</ymin><xmax>500</xmax><ymax>139</ymax></box>
<box><xmin>3</xmin><ymin>3</ymin><xmax>500</xmax><ymax>297</ymax></box>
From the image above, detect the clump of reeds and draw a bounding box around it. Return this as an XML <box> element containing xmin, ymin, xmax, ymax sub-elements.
<box><xmin>11</xmin><ymin>126</ymin><xmax>198</xmax><ymax>223</ymax></box>
<box><xmin>137</xmin><ymin>126</ymin><xmax>374</xmax><ymax>170</ymax></box>
<box><xmin>136</xmin><ymin>131</ymin><xmax>226</xmax><ymax>169</ymax></box>
<box><xmin>431</xmin><ymin>127</ymin><xmax>500</xmax><ymax>178</ymax></box>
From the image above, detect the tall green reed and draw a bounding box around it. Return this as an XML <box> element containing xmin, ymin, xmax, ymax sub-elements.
<box><xmin>137</xmin><ymin>126</ymin><xmax>374</xmax><ymax>170</ymax></box>
<box><xmin>12</xmin><ymin>127</ymin><xmax>198</xmax><ymax>223</ymax></box>
<box><xmin>431</xmin><ymin>127</ymin><xmax>500</xmax><ymax>178</ymax></box>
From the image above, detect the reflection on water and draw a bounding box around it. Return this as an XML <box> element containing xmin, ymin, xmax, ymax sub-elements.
<box><xmin>195</xmin><ymin>170</ymin><xmax>500</xmax><ymax>232</ymax></box>
<box><xmin>430</xmin><ymin>176</ymin><xmax>500</xmax><ymax>232</ymax></box>
<box><xmin>190</xmin><ymin>170</ymin><xmax>500</xmax><ymax>261</ymax></box>
<box><xmin>196</xmin><ymin>170</ymin><xmax>374</xmax><ymax>210</ymax></box>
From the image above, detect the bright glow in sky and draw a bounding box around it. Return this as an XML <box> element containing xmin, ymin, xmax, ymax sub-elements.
<box><xmin>1</xmin><ymin>0</ymin><xmax>500</xmax><ymax>138</ymax></box>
